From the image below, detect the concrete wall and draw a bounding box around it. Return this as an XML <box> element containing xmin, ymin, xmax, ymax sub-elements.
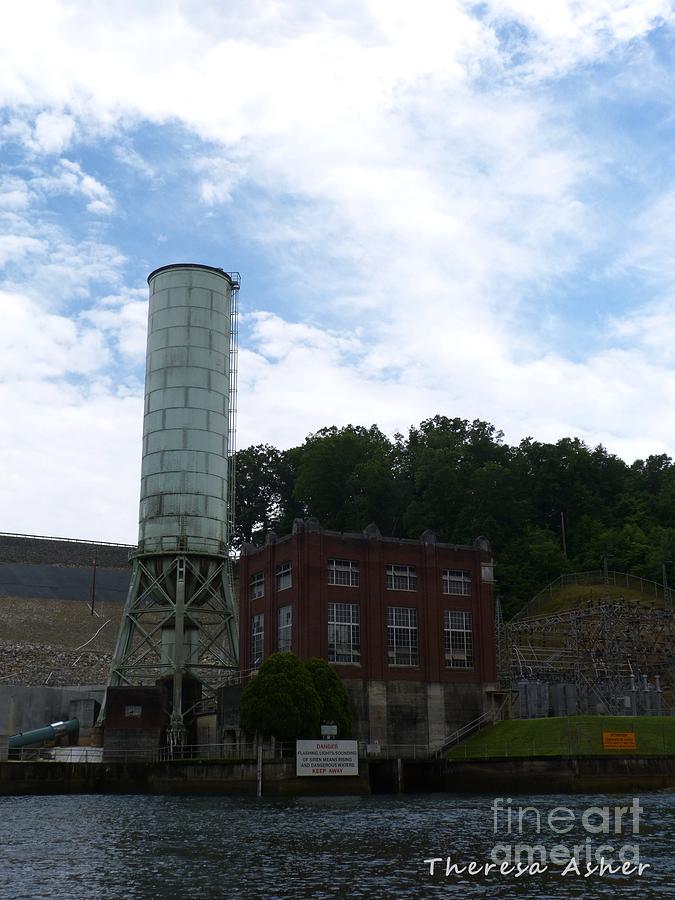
<box><xmin>0</xmin><ymin>685</ymin><xmax>104</xmax><ymax>736</ymax></box>
<box><xmin>0</xmin><ymin>759</ymin><xmax>371</xmax><ymax>796</ymax></box>
<box><xmin>432</xmin><ymin>755</ymin><xmax>675</xmax><ymax>793</ymax></box>
<box><xmin>344</xmin><ymin>679</ymin><xmax>491</xmax><ymax>749</ymax></box>
<box><xmin>1</xmin><ymin>755</ymin><xmax>672</xmax><ymax>797</ymax></box>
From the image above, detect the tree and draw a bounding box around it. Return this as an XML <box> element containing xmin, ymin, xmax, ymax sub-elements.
<box><xmin>401</xmin><ymin>416</ymin><xmax>508</xmax><ymax>539</ymax></box>
<box><xmin>239</xmin><ymin>653</ymin><xmax>321</xmax><ymax>741</ymax></box>
<box><xmin>234</xmin><ymin>444</ymin><xmax>302</xmax><ymax>547</ymax></box>
<box><xmin>497</xmin><ymin>525</ymin><xmax>571</xmax><ymax>617</ymax></box>
<box><xmin>234</xmin><ymin>415</ymin><xmax>675</xmax><ymax>616</ymax></box>
<box><xmin>304</xmin><ymin>657</ymin><xmax>353</xmax><ymax>737</ymax></box>
<box><xmin>293</xmin><ymin>425</ymin><xmax>404</xmax><ymax>533</ymax></box>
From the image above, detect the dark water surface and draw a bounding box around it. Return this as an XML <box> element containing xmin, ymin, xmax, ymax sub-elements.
<box><xmin>0</xmin><ymin>791</ymin><xmax>672</xmax><ymax>899</ymax></box>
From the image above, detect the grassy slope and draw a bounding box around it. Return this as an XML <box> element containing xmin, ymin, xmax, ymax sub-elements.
<box><xmin>446</xmin><ymin>716</ymin><xmax>675</xmax><ymax>759</ymax></box>
<box><xmin>521</xmin><ymin>580</ymin><xmax>668</xmax><ymax>618</ymax></box>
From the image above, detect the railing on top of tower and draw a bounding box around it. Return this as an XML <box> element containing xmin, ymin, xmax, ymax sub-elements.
<box><xmin>226</xmin><ymin>272</ymin><xmax>240</xmax><ymax>556</ymax></box>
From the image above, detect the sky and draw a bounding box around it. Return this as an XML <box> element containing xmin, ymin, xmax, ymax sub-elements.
<box><xmin>2</xmin><ymin>0</ymin><xmax>675</xmax><ymax>543</ymax></box>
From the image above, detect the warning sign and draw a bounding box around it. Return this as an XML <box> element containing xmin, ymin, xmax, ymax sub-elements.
<box><xmin>296</xmin><ymin>740</ymin><xmax>359</xmax><ymax>776</ymax></box>
<box><xmin>602</xmin><ymin>731</ymin><xmax>637</xmax><ymax>750</ymax></box>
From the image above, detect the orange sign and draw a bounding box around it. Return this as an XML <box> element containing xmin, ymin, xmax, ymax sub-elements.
<box><xmin>602</xmin><ymin>731</ymin><xmax>637</xmax><ymax>750</ymax></box>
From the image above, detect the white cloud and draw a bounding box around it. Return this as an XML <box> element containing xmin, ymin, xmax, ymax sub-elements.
<box><xmin>84</xmin><ymin>289</ymin><xmax>148</xmax><ymax>360</ymax></box>
<box><xmin>237</xmin><ymin>308</ymin><xmax>675</xmax><ymax>468</ymax></box>
<box><xmin>0</xmin><ymin>176</ymin><xmax>31</xmax><ymax>210</ymax></box>
<box><xmin>36</xmin><ymin>158</ymin><xmax>115</xmax><ymax>214</ymax></box>
<box><xmin>2</xmin><ymin>244</ymin><xmax>126</xmax><ymax>307</ymax></box>
<box><xmin>0</xmin><ymin>378</ymin><xmax>142</xmax><ymax>541</ymax></box>
<box><xmin>615</xmin><ymin>188</ymin><xmax>675</xmax><ymax>285</ymax></box>
<box><xmin>112</xmin><ymin>142</ymin><xmax>156</xmax><ymax>177</ymax></box>
<box><xmin>194</xmin><ymin>155</ymin><xmax>246</xmax><ymax>205</ymax></box>
<box><xmin>32</xmin><ymin>110</ymin><xmax>75</xmax><ymax>153</ymax></box>
<box><xmin>0</xmin><ymin>289</ymin><xmax>110</xmax><ymax>379</ymax></box>
<box><xmin>0</xmin><ymin>288</ymin><xmax>142</xmax><ymax>541</ymax></box>
<box><xmin>484</xmin><ymin>0</ymin><xmax>673</xmax><ymax>78</ymax></box>
<box><xmin>0</xmin><ymin>235</ymin><xmax>45</xmax><ymax>267</ymax></box>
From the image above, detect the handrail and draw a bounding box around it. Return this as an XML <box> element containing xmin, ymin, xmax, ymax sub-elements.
<box><xmin>512</xmin><ymin>570</ymin><xmax>670</xmax><ymax>621</ymax></box>
<box><xmin>438</xmin><ymin>711</ymin><xmax>494</xmax><ymax>752</ymax></box>
<box><xmin>436</xmin><ymin>695</ymin><xmax>510</xmax><ymax>755</ymax></box>
<box><xmin>0</xmin><ymin>531</ymin><xmax>135</xmax><ymax>549</ymax></box>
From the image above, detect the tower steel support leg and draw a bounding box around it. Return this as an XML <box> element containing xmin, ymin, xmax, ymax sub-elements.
<box><xmin>100</xmin><ymin>552</ymin><xmax>239</xmax><ymax>747</ymax></box>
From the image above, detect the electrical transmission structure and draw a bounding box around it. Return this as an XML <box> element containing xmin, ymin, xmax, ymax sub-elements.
<box><xmin>498</xmin><ymin>572</ymin><xmax>674</xmax><ymax>717</ymax></box>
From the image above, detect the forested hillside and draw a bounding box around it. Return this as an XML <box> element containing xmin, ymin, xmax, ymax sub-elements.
<box><xmin>235</xmin><ymin>417</ymin><xmax>675</xmax><ymax>616</ymax></box>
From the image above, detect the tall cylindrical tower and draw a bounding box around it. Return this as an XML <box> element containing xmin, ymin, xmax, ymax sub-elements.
<box><xmin>140</xmin><ymin>264</ymin><xmax>233</xmax><ymax>556</ymax></box>
<box><xmin>104</xmin><ymin>264</ymin><xmax>240</xmax><ymax>751</ymax></box>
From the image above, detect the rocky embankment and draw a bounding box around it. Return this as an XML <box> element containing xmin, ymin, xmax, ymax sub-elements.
<box><xmin>0</xmin><ymin>597</ymin><xmax>122</xmax><ymax>686</ymax></box>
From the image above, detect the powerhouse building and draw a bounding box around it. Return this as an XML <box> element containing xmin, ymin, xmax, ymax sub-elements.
<box><xmin>239</xmin><ymin>518</ymin><xmax>498</xmax><ymax>748</ymax></box>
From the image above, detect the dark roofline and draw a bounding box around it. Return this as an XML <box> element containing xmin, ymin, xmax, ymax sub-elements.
<box><xmin>241</xmin><ymin>519</ymin><xmax>491</xmax><ymax>556</ymax></box>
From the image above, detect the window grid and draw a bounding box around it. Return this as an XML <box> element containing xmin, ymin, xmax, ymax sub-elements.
<box><xmin>251</xmin><ymin>613</ymin><xmax>264</xmax><ymax>670</ymax></box>
<box><xmin>443</xmin><ymin>610</ymin><xmax>474</xmax><ymax>669</ymax></box>
<box><xmin>387</xmin><ymin>606</ymin><xmax>418</xmax><ymax>666</ymax></box>
<box><xmin>275</xmin><ymin>561</ymin><xmax>292</xmax><ymax>591</ymax></box>
<box><xmin>249</xmin><ymin>571</ymin><xmax>264</xmax><ymax>600</ymax></box>
<box><xmin>386</xmin><ymin>564</ymin><xmax>417</xmax><ymax>591</ymax></box>
<box><xmin>442</xmin><ymin>569</ymin><xmax>471</xmax><ymax>596</ymax></box>
<box><xmin>328</xmin><ymin>602</ymin><xmax>361</xmax><ymax>664</ymax></box>
<box><xmin>328</xmin><ymin>558</ymin><xmax>360</xmax><ymax>587</ymax></box>
<box><xmin>277</xmin><ymin>605</ymin><xmax>292</xmax><ymax>653</ymax></box>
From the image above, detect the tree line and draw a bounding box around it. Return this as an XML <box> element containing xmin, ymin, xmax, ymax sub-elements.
<box><xmin>235</xmin><ymin>416</ymin><xmax>675</xmax><ymax>616</ymax></box>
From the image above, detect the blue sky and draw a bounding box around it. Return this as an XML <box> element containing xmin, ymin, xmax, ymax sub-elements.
<box><xmin>2</xmin><ymin>0</ymin><xmax>675</xmax><ymax>543</ymax></box>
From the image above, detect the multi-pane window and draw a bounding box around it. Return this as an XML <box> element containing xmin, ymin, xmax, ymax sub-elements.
<box><xmin>387</xmin><ymin>606</ymin><xmax>418</xmax><ymax>666</ymax></box>
<box><xmin>328</xmin><ymin>559</ymin><xmax>360</xmax><ymax>587</ymax></box>
<box><xmin>442</xmin><ymin>569</ymin><xmax>471</xmax><ymax>596</ymax></box>
<box><xmin>277</xmin><ymin>605</ymin><xmax>292</xmax><ymax>653</ymax></box>
<box><xmin>250</xmin><ymin>571</ymin><xmax>264</xmax><ymax>600</ymax></box>
<box><xmin>386</xmin><ymin>564</ymin><xmax>417</xmax><ymax>591</ymax></box>
<box><xmin>251</xmin><ymin>613</ymin><xmax>264</xmax><ymax>670</ymax></box>
<box><xmin>328</xmin><ymin>602</ymin><xmax>361</xmax><ymax>663</ymax></box>
<box><xmin>444</xmin><ymin>610</ymin><xmax>474</xmax><ymax>669</ymax></box>
<box><xmin>276</xmin><ymin>561</ymin><xmax>292</xmax><ymax>591</ymax></box>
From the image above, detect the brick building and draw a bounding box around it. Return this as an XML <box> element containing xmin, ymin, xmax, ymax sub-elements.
<box><xmin>238</xmin><ymin>518</ymin><xmax>498</xmax><ymax>749</ymax></box>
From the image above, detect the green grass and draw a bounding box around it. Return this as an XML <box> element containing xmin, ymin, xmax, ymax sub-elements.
<box><xmin>522</xmin><ymin>580</ymin><xmax>668</xmax><ymax>619</ymax></box>
<box><xmin>445</xmin><ymin>715</ymin><xmax>675</xmax><ymax>759</ymax></box>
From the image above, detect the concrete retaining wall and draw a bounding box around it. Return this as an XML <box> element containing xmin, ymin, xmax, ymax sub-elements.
<box><xmin>0</xmin><ymin>685</ymin><xmax>104</xmax><ymax>735</ymax></box>
<box><xmin>431</xmin><ymin>755</ymin><xmax>675</xmax><ymax>793</ymax></box>
<box><xmin>2</xmin><ymin>755</ymin><xmax>672</xmax><ymax>796</ymax></box>
<box><xmin>344</xmin><ymin>679</ymin><xmax>487</xmax><ymax>747</ymax></box>
<box><xmin>0</xmin><ymin>759</ymin><xmax>371</xmax><ymax>796</ymax></box>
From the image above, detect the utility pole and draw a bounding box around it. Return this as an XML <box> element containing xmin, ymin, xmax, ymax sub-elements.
<box><xmin>90</xmin><ymin>548</ymin><xmax>97</xmax><ymax>616</ymax></box>
<box><xmin>560</xmin><ymin>511</ymin><xmax>567</xmax><ymax>559</ymax></box>
<box><xmin>663</xmin><ymin>562</ymin><xmax>672</xmax><ymax>611</ymax></box>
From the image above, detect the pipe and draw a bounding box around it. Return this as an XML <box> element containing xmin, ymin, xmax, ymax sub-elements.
<box><xmin>9</xmin><ymin>719</ymin><xmax>79</xmax><ymax>749</ymax></box>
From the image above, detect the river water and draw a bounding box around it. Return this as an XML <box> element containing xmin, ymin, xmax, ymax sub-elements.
<box><xmin>0</xmin><ymin>792</ymin><xmax>672</xmax><ymax>899</ymax></box>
